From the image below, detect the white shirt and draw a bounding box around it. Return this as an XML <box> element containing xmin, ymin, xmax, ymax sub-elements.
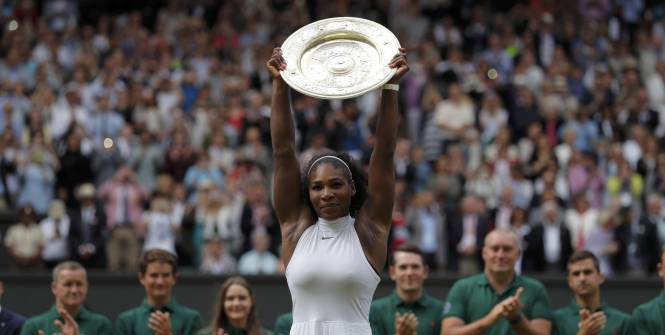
<box><xmin>39</xmin><ymin>217</ymin><xmax>71</xmax><ymax>261</ymax></box>
<box><xmin>4</xmin><ymin>223</ymin><xmax>44</xmax><ymax>258</ymax></box>
<box><xmin>238</xmin><ymin>250</ymin><xmax>280</xmax><ymax>275</ymax></box>
<box><xmin>143</xmin><ymin>212</ymin><xmax>179</xmax><ymax>254</ymax></box>
<box><xmin>433</xmin><ymin>99</ymin><xmax>475</xmax><ymax>139</ymax></box>
<box><xmin>543</xmin><ymin>223</ymin><xmax>561</xmax><ymax>264</ymax></box>
<box><xmin>286</xmin><ymin>215</ymin><xmax>379</xmax><ymax>335</ymax></box>
<box><xmin>565</xmin><ymin>209</ymin><xmax>599</xmax><ymax>249</ymax></box>
<box><xmin>496</xmin><ymin>206</ymin><xmax>512</xmax><ymax>230</ymax></box>
<box><xmin>419</xmin><ymin>209</ymin><xmax>438</xmax><ymax>253</ymax></box>
<box><xmin>458</xmin><ymin>215</ymin><xmax>477</xmax><ymax>252</ymax></box>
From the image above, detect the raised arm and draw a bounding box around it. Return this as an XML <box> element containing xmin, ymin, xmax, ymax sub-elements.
<box><xmin>267</xmin><ymin>48</ymin><xmax>307</xmax><ymax>238</ymax></box>
<box><xmin>356</xmin><ymin>48</ymin><xmax>408</xmax><ymax>270</ymax></box>
<box><xmin>362</xmin><ymin>48</ymin><xmax>408</xmax><ymax>225</ymax></box>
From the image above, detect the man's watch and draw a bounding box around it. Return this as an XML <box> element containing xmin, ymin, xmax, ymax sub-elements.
<box><xmin>508</xmin><ymin>313</ymin><xmax>524</xmax><ymax>325</ymax></box>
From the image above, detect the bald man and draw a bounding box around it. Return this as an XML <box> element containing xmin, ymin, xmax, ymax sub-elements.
<box><xmin>441</xmin><ymin>229</ymin><xmax>552</xmax><ymax>335</ymax></box>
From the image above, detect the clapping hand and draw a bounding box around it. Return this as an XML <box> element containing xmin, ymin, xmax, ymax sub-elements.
<box><xmin>578</xmin><ymin>309</ymin><xmax>607</xmax><ymax>335</ymax></box>
<box><xmin>488</xmin><ymin>287</ymin><xmax>524</xmax><ymax>324</ymax></box>
<box><xmin>395</xmin><ymin>312</ymin><xmax>418</xmax><ymax>335</ymax></box>
<box><xmin>500</xmin><ymin>287</ymin><xmax>524</xmax><ymax>320</ymax></box>
<box><xmin>37</xmin><ymin>308</ymin><xmax>80</xmax><ymax>335</ymax></box>
<box><xmin>148</xmin><ymin>311</ymin><xmax>172</xmax><ymax>335</ymax></box>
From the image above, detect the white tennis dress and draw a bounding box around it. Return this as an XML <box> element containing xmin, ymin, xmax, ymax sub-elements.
<box><xmin>285</xmin><ymin>215</ymin><xmax>380</xmax><ymax>335</ymax></box>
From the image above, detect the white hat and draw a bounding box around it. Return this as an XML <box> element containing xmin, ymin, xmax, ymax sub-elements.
<box><xmin>76</xmin><ymin>183</ymin><xmax>96</xmax><ymax>199</ymax></box>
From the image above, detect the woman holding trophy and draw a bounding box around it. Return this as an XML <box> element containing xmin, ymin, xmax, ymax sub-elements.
<box><xmin>266</xmin><ymin>17</ymin><xmax>409</xmax><ymax>335</ymax></box>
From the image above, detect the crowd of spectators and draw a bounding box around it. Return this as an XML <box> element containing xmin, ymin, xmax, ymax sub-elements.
<box><xmin>1</xmin><ymin>0</ymin><xmax>665</xmax><ymax>277</ymax></box>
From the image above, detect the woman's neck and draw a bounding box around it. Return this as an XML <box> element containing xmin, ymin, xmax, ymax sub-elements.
<box><xmin>228</xmin><ymin>317</ymin><xmax>248</xmax><ymax>329</ymax></box>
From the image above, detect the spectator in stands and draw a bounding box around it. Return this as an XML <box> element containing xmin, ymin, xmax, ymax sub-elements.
<box><xmin>238</xmin><ymin>126</ymin><xmax>272</xmax><ymax>172</ymax></box>
<box><xmin>91</xmin><ymin>139</ymin><xmax>124</xmax><ymax>186</ymax></box>
<box><xmin>479</xmin><ymin>92</ymin><xmax>508</xmax><ymax>145</ymax></box>
<box><xmin>238</xmin><ymin>229</ymin><xmax>279</xmax><ymax>275</ymax></box>
<box><xmin>552</xmin><ymin>251</ymin><xmax>628</xmax><ymax>335</ymax></box>
<box><xmin>405</xmin><ymin>190</ymin><xmax>445</xmax><ymax>270</ymax></box>
<box><xmin>239</xmin><ymin>178</ymin><xmax>279</xmax><ymax>256</ymax></box>
<box><xmin>4</xmin><ymin>205</ymin><xmax>43</xmax><ymax>271</ymax></box>
<box><xmin>39</xmin><ymin>200</ymin><xmax>71</xmax><ymax>268</ymax></box>
<box><xmin>141</xmin><ymin>195</ymin><xmax>180</xmax><ymax>255</ymax></box>
<box><xmin>20</xmin><ymin>261</ymin><xmax>113</xmax><ymax>335</ymax></box>
<box><xmin>369</xmin><ymin>245</ymin><xmax>444</xmax><ymax>335</ymax></box>
<box><xmin>86</xmin><ymin>94</ymin><xmax>125</xmax><ymax>150</ymax></box>
<box><xmin>0</xmin><ymin>280</ymin><xmax>25</xmax><ymax>335</ymax></box>
<box><xmin>116</xmin><ymin>249</ymin><xmax>202</xmax><ymax>335</ymax></box>
<box><xmin>0</xmin><ymin>136</ymin><xmax>17</xmax><ymax>210</ymax></box>
<box><xmin>626</xmin><ymin>247</ymin><xmax>665</xmax><ymax>334</ymax></box>
<box><xmin>585</xmin><ymin>209</ymin><xmax>621</xmax><ymax>277</ymax></box>
<box><xmin>432</xmin><ymin>82</ymin><xmax>475</xmax><ymax>154</ymax></box>
<box><xmin>523</xmin><ymin>201</ymin><xmax>573</xmax><ymax>273</ymax></box>
<box><xmin>55</xmin><ymin>132</ymin><xmax>94</xmax><ymax>207</ymax></box>
<box><xmin>183</xmin><ymin>152</ymin><xmax>225</xmax><ymax>195</ymax></box>
<box><xmin>442</xmin><ymin>229</ymin><xmax>552</xmax><ymax>335</ymax></box>
<box><xmin>207</xmin><ymin>132</ymin><xmax>236</xmax><ymax>174</ymax></box>
<box><xmin>0</xmin><ymin>103</ymin><xmax>25</xmax><ymax>142</ymax></box>
<box><xmin>99</xmin><ymin>166</ymin><xmax>148</xmax><ymax>272</ymax></box>
<box><xmin>128</xmin><ymin>131</ymin><xmax>164</xmax><ymax>191</ymax></box>
<box><xmin>16</xmin><ymin>148</ymin><xmax>56</xmax><ymax>216</ymax></box>
<box><xmin>565</xmin><ymin>194</ymin><xmax>600</xmax><ymax>252</ymax></box>
<box><xmin>199</xmin><ymin>237</ymin><xmax>237</xmax><ymax>275</ymax></box>
<box><xmin>448</xmin><ymin>195</ymin><xmax>489</xmax><ymax>275</ymax></box>
<box><xmin>50</xmin><ymin>87</ymin><xmax>87</xmax><ymax>140</ymax></box>
<box><xmin>68</xmin><ymin>183</ymin><xmax>107</xmax><ymax>269</ymax></box>
<box><xmin>510</xmin><ymin>208</ymin><xmax>530</xmax><ymax>273</ymax></box>
<box><xmin>639</xmin><ymin>193</ymin><xmax>665</xmax><ymax>274</ymax></box>
<box><xmin>163</xmin><ymin>130</ymin><xmax>197</xmax><ymax>183</ymax></box>
<box><xmin>490</xmin><ymin>186</ymin><xmax>516</xmax><ymax>230</ymax></box>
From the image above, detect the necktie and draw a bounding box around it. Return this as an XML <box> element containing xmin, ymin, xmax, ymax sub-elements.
<box><xmin>577</xmin><ymin>225</ymin><xmax>585</xmax><ymax>250</ymax></box>
<box><xmin>122</xmin><ymin>187</ymin><xmax>130</xmax><ymax>225</ymax></box>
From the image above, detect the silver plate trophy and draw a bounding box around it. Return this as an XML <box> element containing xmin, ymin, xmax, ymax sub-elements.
<box><xmin>280</xmin><ymin>17</ymin><xmax>400</xmax><ymax>100</ymax></box>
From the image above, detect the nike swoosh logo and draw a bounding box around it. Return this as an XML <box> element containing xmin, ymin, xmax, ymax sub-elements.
<box><xmin>321</xmin><ymin>236</ymin><xmax>334</xmax><ymax>240</ymax></box>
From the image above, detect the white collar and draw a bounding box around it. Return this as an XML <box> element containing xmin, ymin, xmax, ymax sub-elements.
<box><xmin>317</xmin><ymin>215</ymin><xmax>353</xmax><ymax>236</ymax></box>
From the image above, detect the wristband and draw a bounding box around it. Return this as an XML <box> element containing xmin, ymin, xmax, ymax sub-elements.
<box><xmin>508</xmin><ymin>313</ymin><xmax>524</xmax><ymax>325</ymax></box>
<box><xmin>383</xmin><ymin>83</ymin><xmax>399</xmax><ymax>91</ymax></box>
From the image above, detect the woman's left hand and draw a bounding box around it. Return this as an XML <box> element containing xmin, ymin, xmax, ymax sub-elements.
<box><xmin>388</xmin><ymin>47</ymin><xmax>409</xmax><ymax>84</ymax></box>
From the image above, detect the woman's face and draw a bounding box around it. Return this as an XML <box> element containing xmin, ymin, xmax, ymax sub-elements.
<box><xmin>224</xmin><ymin>284</ymin><xmax>252</xmax><ymax>325</ymax></box>
<box><xmin>308</xmin><ymin>163</ymin><xmax>354</xmax><ymax>220</ymax></box>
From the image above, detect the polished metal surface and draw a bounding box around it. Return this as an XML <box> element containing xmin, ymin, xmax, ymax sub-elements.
<box><xmin>281</xmin><ymin>17</ymin><xmax>400</xmax><ymax>99</ymax></box>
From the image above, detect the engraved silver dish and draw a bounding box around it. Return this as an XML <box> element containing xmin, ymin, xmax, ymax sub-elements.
<box><xmin>281</xmin><ymin>17</ymin><xmax>400</xmax><ymax>99</ymax></box>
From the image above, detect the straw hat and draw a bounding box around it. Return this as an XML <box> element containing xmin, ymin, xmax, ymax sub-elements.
<box><xmin>76</xmin><ymin>183</ymin><xmax>96</xmax><ymax>199</ymax></box>
<box><xmin>48</xmin><ymin>200</ymin><xmax>66</xmax><ymax>219</ymax></box>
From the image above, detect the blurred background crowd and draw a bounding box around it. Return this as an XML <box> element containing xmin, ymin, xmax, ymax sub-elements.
<box><xmin>1</xmin><ymin>0</ymin><xmax>665</xmax><ymax>278</ymax></box>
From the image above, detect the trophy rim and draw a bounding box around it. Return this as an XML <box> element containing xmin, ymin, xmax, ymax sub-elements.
<box><xmin>280</xmin><ymin>16</ymin><xmax>400</xmax><ymax>100</ymax></box>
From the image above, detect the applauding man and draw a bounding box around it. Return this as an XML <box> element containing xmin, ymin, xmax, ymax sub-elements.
<box><xmin>626</xmin><ymin>247</ymin><xmax>665</xmax><ymax>334</ymax></box>
<box><xmin>441</xmin><ymin>229</ymin><xmax>552</xmax><ymax>335</ymax></box>
<box><xmin>116</xmin><ymin>249</ymin><xmax>202</xmax><ymax>335</ymax></box>
<box><xmin>552</xmin><ymin>251</ymin><xmax>628</xmax><ymax>335</ymax></box>
<box><xmin>21</xmin><ymin>261</ymin><xmax>112</xmax><ymax>335</ymax></box>
<box><xmin>370</xmin><ymin>245</ymin><xmax>444</xmax><ymax>335</ymax></box>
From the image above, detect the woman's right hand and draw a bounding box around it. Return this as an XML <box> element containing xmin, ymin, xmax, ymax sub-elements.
<box><xmin>266</xmin><ymin>47</ymin><xmax>287</xmax><ymax>79</ymax></box>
